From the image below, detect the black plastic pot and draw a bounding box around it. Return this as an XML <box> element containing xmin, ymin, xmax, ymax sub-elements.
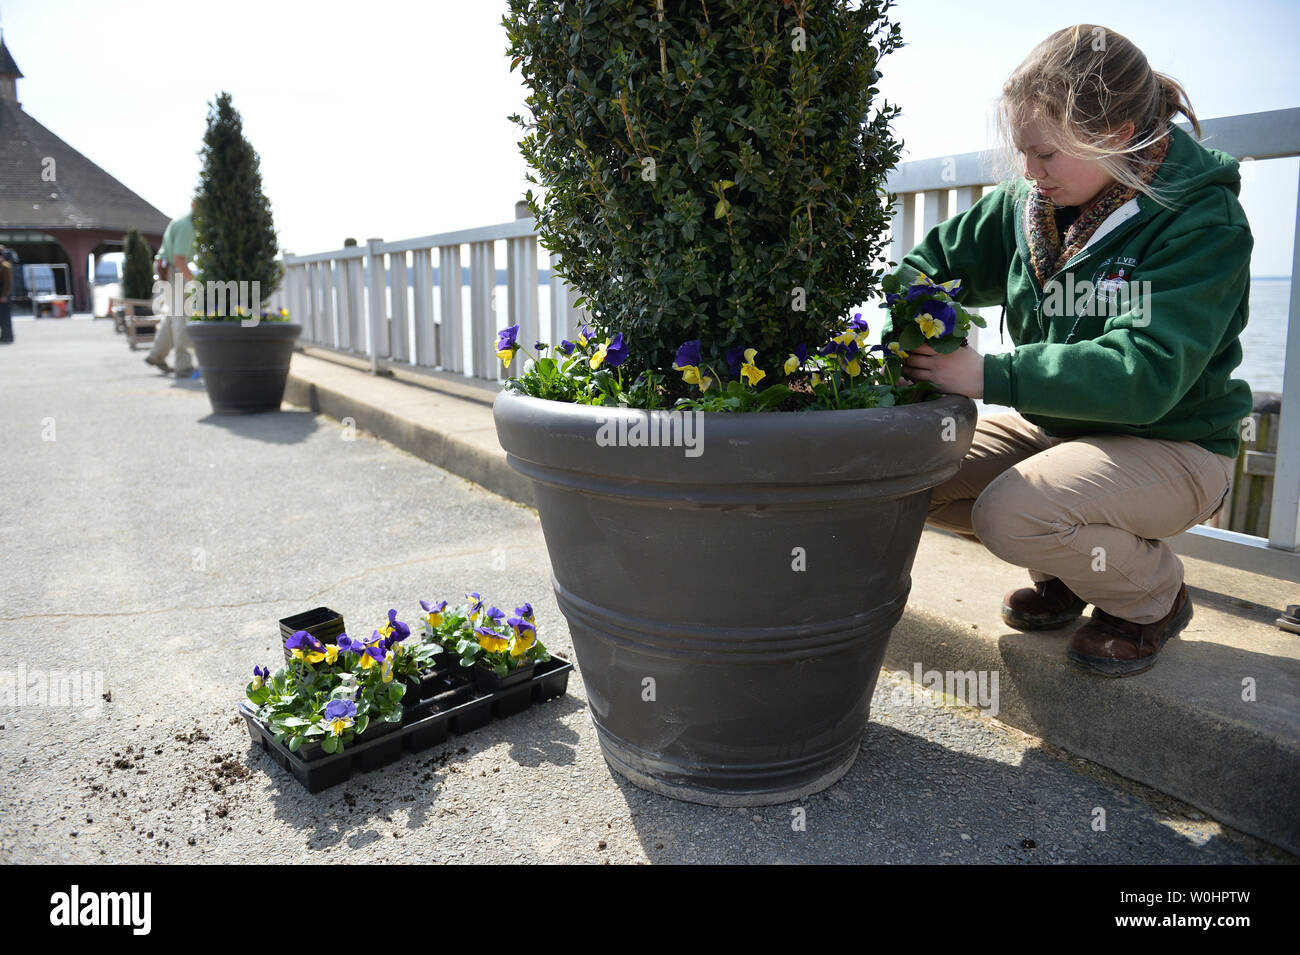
<box><xmin>401</xmin><ymin>668</ymin><xmax>444</xmax><ymax>704</ymax></box>
<box><xmin>473</xmin><ymin>661</ymin><xmax>537</xmax><ymax>693</ymax></box>
<box><xmin>289</xmin><ymin>716</ymin><xmax>401</xmax><ymax>763</ymax></box>
<box><xmin>531</xmin><ymin>656</ymin><xmax>572</xmax><ymax>703</ymax></box>
<box><xmin>494</xmin><ymin>390</ymin><xmax>976</xmax><ymax>806</ymax></box>
<box><xmin>185</xmin><ymin>320</ymin><xmax>301</xmax><ymax>415</ymax></box>
<box><xmin>279</xmin><ymin>607</ymin><xmax>346</xmax><ymax>663</ymax></box>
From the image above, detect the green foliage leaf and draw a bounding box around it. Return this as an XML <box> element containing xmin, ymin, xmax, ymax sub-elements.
<box><xmin>898</xmin><ymin>323</ymin><xmax>924</xmax><ymax>352</ymax></box>
<box><xmin>754</xmin><ymin>384</ymin><xmax>792</xmax><ymax>409</ymax></box>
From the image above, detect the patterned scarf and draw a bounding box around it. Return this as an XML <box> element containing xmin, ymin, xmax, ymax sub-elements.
<box><xmin>1024</xmin><ymin>131</ymin><xmax>1170</xmax><ymax>289</ymax></box>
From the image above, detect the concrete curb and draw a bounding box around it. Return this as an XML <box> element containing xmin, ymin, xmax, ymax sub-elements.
<box><xmin>284</xmin><ymin>361</ymin><xmax>536</xmax><ymax>508</ymax></box>
<box><xmin>284</xmin><ymin>349</ymin><xmax>1300</xmax><ymax>855</ymax></box>
<box><xmin>885</xmin><ymin>606</ymin><xmax>1300</xmax><ymax>855</ymax></box>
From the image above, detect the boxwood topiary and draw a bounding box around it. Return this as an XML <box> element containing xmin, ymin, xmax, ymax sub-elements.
<box><xmin>504</xmin><ymin>0</ymin><xmax>904</xmax><ymax>380</ymax></box>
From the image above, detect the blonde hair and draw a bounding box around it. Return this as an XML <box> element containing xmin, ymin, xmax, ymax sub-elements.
<box><xmin>993</xmin><ymin>25</ymin><xmax>1202</xmax><ymax>211</ymax></box>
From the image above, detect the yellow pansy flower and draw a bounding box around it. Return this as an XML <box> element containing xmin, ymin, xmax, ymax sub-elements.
<box><xmin>740</xmin><ymin>348</ymin><xmax>765</xmax><ymax>386</ymax></box>
<box><xmin>476</xmin><ymin>629</ymin><xmax>510</xmax><ymax>653</ymax></box>
<box><xmin>917</xmin><ymin>314</ymin><xmax>945</xmax><ymax>339</ymax></box>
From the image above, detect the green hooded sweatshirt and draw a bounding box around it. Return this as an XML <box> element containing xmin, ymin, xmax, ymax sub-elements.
<box><xmin>884</xmin><ymin>123</ymin><xmax>1253</xmax><ymax>458</ymax></box>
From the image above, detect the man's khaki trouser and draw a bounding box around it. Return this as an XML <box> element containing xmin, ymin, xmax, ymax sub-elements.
<box><xmin>146</xmin><ymin>287</ymin><xmax>195</xmax><ymax>374</ymax></box>
<box><xmin>928</xmin><ymin>411</ymin><xmax>1235</xmax><ymax>624</ymax></box>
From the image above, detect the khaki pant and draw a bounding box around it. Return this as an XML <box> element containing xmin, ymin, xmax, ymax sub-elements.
<box><xmin>929</xmin><ymin>411</ymin><xmax>1235</xmax><ymax>624</ymax></box>
<box><xmin>146</xmin><ymin>288</ymin><xmax>195</xmax><ymax>374</ymax></box>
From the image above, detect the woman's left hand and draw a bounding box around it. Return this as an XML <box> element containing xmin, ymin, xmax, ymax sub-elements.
<box><xmin>900</xmin><ymin>342</ymin><xmax>985</xmax><ymax>398</ymax></box>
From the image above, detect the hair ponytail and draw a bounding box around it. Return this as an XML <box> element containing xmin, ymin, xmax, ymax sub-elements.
<box><xmin>1156</xmin><ymin>71</ymin><xmax>1202</xmax><ymax>139</ymax></box>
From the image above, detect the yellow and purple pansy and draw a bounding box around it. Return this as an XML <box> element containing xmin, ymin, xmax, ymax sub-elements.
<box><xmin>508</xmin><ymin>616</ymin><xmax>537</xmax><ymax>657</ymax></box>
<box><xmin>672</xmin><ymin>340</ymin><xmax>714</xmax><ymax>392</ymax></box>
<box><xmin>420</xmin><ymin>599</ymin><xmax>448</xmax><ymax>629</ymax></box>
<box><xmin>474</xmin><ymin>627</ymin><xmax>510</xmax><ymax>653</ymax></box>
<box><xmin>285</xmin><ymin>630</ymin><xmax>326</xmax><ymax>664</ymax></box>
<box><xmin>323</xmin><ymin>699</ymin><xmax>356</xmax><ymax>737</ymax></box>
<box><xmin>784</xmin><ymin>343</ymin><xmax>809</xmax><ymax>375</ymax></box>
<box><xmin>496</xmin><ymin>324</ymin><xmax>521</xmax><ymax>368</ymax></box>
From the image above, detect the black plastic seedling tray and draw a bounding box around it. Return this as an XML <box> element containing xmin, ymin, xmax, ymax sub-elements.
<box><xmin>241</xmin><ymin>656</ymin><xmax>574</xmax><ymax>793</ymax></box>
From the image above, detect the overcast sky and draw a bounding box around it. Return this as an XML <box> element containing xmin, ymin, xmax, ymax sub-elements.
<box><xmin>4</xmin><ymin>0</ymin><xmax>1297</xmax><ymax>273</ymax></box>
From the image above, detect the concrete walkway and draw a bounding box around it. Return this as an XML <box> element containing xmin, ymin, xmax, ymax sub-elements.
<box><xmin>0</xmin><ymin>319</ymin><xmax>1294</xmax><ymax>863</ymax></box>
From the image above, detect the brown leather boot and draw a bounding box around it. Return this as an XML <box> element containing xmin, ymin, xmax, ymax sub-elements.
<box><xmin>1001</xmin><ymin>577</ymin><xmax>1087</xmax><ymax>631</ymax></box>
<box><xmin>1067</xmin><ymin>584</ymin><xmax>1192</xmax><ymax>677</ymax></box>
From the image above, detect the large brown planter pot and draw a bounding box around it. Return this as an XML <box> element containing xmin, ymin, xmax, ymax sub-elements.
<box><xmin>186</xmin><ymin>321</ymin><xmax>301</xmax><ymax>415</ymax></box>
<box><xmin>493</xmin><ymin>390</ymin><xmax>977</xmax><ymax>806</ymax></box>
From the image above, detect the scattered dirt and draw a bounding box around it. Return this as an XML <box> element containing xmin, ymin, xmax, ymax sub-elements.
<box><xmin>209</xmin><ymin>754</ymin><xmax>251</xmax><ymax>792</ymax></box>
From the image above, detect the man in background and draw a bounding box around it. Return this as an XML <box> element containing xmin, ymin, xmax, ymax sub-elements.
<box><xmin>0</xmin><ymin>244</ymin><xmax>13</xmax><ymax>344</ymax></box>
<box><xmin>144</xmin><ymin>202</ymin><xmax>196</xmax><ymax>376</ymax></box>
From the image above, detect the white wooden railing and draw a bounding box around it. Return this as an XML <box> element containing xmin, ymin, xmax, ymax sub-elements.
<box><xmin>276</xmin><ymin>206</ymin><xmax>586</xmax><ymax>383</ymax></box>
<box><xmin>276</xmin><ymin>108</ymin><xmax>1300</xmax><ymax>578</ymax></box>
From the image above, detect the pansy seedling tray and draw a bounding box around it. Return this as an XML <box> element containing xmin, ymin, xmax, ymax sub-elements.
<box><xmin>240</xmin><ymin>657</ymin><xmax>574</xmax><ymax>793</ymax></box>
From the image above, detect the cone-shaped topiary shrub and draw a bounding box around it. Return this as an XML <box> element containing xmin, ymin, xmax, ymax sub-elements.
<box><xmin>505</xmin><ymin>0</ymin><xmax>905</xmax><ymax>382</ymax></box>
<box><xmin>122</xmin><ymin>228</ymin><xmax>155</xmax><ymax>301</ymax></box>
<box><xmin>192</xmin><ymin>91</ymin><xmax>282</xmax><ymax>318</ymax></box>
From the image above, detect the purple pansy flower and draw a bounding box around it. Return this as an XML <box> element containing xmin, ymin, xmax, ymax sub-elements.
<box><xmin>674</xmin><ymin>340</ymin><xmax>702</xmax><ymax>369</ymax></box>
<box><xmin>496</xmin><ymin>324</ymin><xmax>520</xmax><ymax>352</ymax></box>
<box><xmin>919</xmin><ymin>299</ymin><xmax>957</xmax><ymax>337</ymax></box>
<box><xmin>726</xmin><ymin>346</ymin><xmax>745</xmax><ymax>377</ymax></box>
<box><xmin>324</xmin><ymin>699</ymin><xmax>356</xmax><ymax>721</ymax></box>
<box><xmin>337</xmin><ymin>632</ymin><xmax>365</xmax><ymax>654</ymax></box>
<box><xmin>284</xmin><ymin>630</ymin><xmax>325</xmax><ymax>654</ymax></box>
<box><xmin>605</xmin><ymin>332</ymin><xmax>628</xmax><ymax>368</ymax></box>
<box><xmin>384</xmin><ymin>608</ymin><xmax>410</xmax><ymax>642</ymax></box>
